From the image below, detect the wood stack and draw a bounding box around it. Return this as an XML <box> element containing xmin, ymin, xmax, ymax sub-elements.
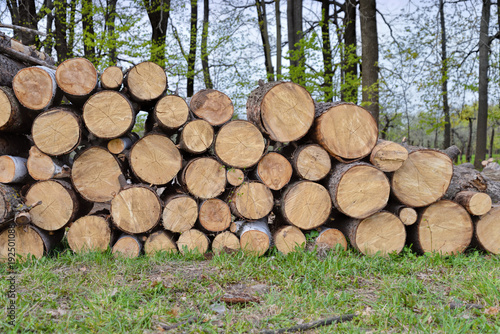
<box><xmin>0</xmin><ymin>53</ymin><xmax>499</xmax><ymax>261</ymax></box>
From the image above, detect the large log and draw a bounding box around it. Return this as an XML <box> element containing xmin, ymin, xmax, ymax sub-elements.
<box><xmin>214</xmin><ymin>120</ymin><xmax>266</xmax><ymax>169</ymax></box>
<box><xmin>177</xmin><ymin>229</ymin><xmax>209</xmax><ymax>255</ymax></box>
<box><xmin>129</xmin><ymin>134</ymin><xmax>182</xmax><ymax>185</ymax></box>
<box><xmin>112</xmin><ymin>234</ymin><xmax>142</xmax><ymax>258</ymax></box>
<box><xmin>125</xmin><ymin>61</ymin><xmax>167</xmax><ymax>103</ymax></box>
<box><xmin>369</xmin><ymin>140</ymin><xmax>408</xmax><ymax>172</ymax></box>
<box><xmin>100</xmin><ymin>66</ymin><xmax>123</xmax><ymax>90</ymax></box>
<box><xmin>391</xmin><ymin>149</ymin><xmax>453</xmax><ymax>207</ymax></box>
<box><xmin>246</xmin><ymin>81</ymin><xmax>315</xmax><ymax>142</ymax></box>
<box><xmin>67</xmin><ymin>215</ymin><xmax>112</xmax><ymax>253</ymax></box>
<box><xmin>232</xmin><ymin>218</ymin><xmax>271</xmax><ymax>256</ymax></box>
<box><xmin>27</xmin><ymin>146</ymin><xmax>70</xmax><ymax>180</ymax></box>
<box><xmin>291</xmin><ymin>144</ymin><xmax>331</xmax><ymax>181</ymax></box>
<box><xmin>144</xmin><ymin>230</ymin><xmax>177</xmax><ymax>255</ymax></box>
<box><xmin>328</xmin><ymin>162</ymin><xmax>390</xmax><ymax>219</ymax></box>
<box><xmin>0</xmin><ymin>86</ymin><xmax>31</xmax><ymax>133</ymax></box>
<box><xmin>472</xmin><ymin>206</ymin><xmax>500</xmax><ymax>254</ymax></box>
<box><xmin>0</xmin><ymin>133</ymin><xmax>31</xmax><ymax>157</ymax></box>
<box><xmin>55</xmin><ymin>57</ymin><xmax>98</xmax><ymax>105</ymax></box>
<box><xmin>71</xmin><ymin>146</ymin><xmax>123</xmax><ymax>202</ymax></box>
<box><xmin>13</xmin><ymin>66</ymin><xmax>61</xmax><ymax>112</ymax></box>
<box><xmin>178</xmin><ymin>119</ymin><xmax>214</xmax><ymax>154</ymax></box>
<box><xmin>407</xmin><ymin>200</ymin><xmax>473</xmax><ymax>255</ymax></box>
<box><xmin>0</xmin><ymin>155</ymin><xmax>29</xmax><ymax>183</ymax></box>
<box><xmin>83</xmin><ymin>91</ymin><xmax>137</xmax><ymax>139</ymax></box>
<box><xmin>181</xmin><ymin>157</ymin><xmax>226</xmax><ymax>199</ymax></box>
<box><xmin>162</xmin><ymin>193</ymin><xmax>198</xmax><ymax>233</ymax></box>
<box><xmin>154</xmin><ymin>95</ymin><xmax>189</xmax><ymax>131</ymax></box>
<box><xmin>273</xmin><ymin>225</ymin><xmax>306</xmax><ymax>254</ymax></box>
<box><xmin>31</xmin><ymin>107</ymin><xmax>82</xmax><ymax>156</ymax></box>
<box><xmin>280</xmin><ymin>181</ymin><xmax>331</xmax><ymax>230</ymax></box>
<box><xmin>255</xmin><ymin>152</ymin><xmax>292</xmax><ymax>190</ymax></box>
<box><xmin>454</xmin><ymin>191</ymin><xmax>492</xmax><ymax>216</ymax></box>
<box><xmin>198</xmin><ymin>198</ymin><xmax>231</xmax><ymax>232</ymax></box>
<box><xmin>229</xmin><ymin>181</ymin><xmax>273</xmax><ymax>220</ymax></box>
<box><xmin>212</xmin><ymin>231</ymin><xmax>241</xmax><ymax>254</ymax></box>
<box><xmin>313</xmin><ymin>102</ymin><xmax>378</xmax><ymax>162</ymax></box>
<box><xmin>190</xmin><ymin>89</ymin><xmax>234</xmax><ymax>126</ymax></box>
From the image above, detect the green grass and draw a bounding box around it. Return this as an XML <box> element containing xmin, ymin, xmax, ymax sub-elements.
<box><xmin>1</xmin><ymin>247</ymin><xmax>499</xmax><ymax>333</ymax></box>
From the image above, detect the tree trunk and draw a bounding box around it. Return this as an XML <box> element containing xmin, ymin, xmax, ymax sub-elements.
<box><xmin>107</xmin><ymin>133</ymin><xmax>139</xmax><ymax>155</ymax></box>
<box><xmin>290</xmin><ymin>144</ymin><xmax>331</xmax><ymax>181</ymax></box>
<box><xmin>212</xmin><ymin>231</ymin><xmax>240</xmax><ymax>253</ymax></box>
<box><xmin>439</xmin><ymin>0</ymin><xmax>451</xmax><ymax>149</ymax></box>
<box><xmin>275</xmin><ymin>0</ymin><xmax>282</xmax><ymax>78</ymax></box>
<box><xmin>6</xmin><ymin>0</ymin><xmax>39</xmax><ymax>46</ymax></box>
<box><xmin>201</xmin><ymin>0</ymin><xmax>213</xmax><ymax>88</ymax></box>
<box><xmin>0</xmin><ymin>86</ymin><xmax>31</xmax><ymax>133</ymax></box>
<box><xmin>198</xmin><ymin>198</ymin><xmax>231</xmax><ymax>232</ymax></box>
<box><xmin>144</xmin><ymin>0</ymin><xmax>170</xmax><ymax>67</ymax></box>
<box><xmin>105</xmin><ymin>0</ymin><xmax>118</xmax><ymax>63</ymax></box>
<box><xmin>181</xmin><ymin>157</ymin><xmax>226</xmax><ymax>199</ymax></box>
<box><xmin>187</xmin><ymin>0</ymin><xmax>198</xmax><ymax>97</ymax></box>
<box><xmin>287</xmin><ymin>0</ymin><xmax>304</xmax><ymax>83</ymax></box>
<box><xmin>466</xmin><ymin>117</ymin><xmax>474</xmax><ymax>162</ymax></box>
<box><xmin>229</xmin><ymin>181</ymin><xmax>273</xmax><ymax>220</ymax></box>
<box><xmin>54</xmin><ymin>0</ymin><xmax>70</xmax><ymax>62</ymax></box>
<box><xmin>178</xmin><ymin>119</ymin><xmax>214</xmax><ymax>154</ymax></box>
<box><xmin>274</xmin><ymin>225</ymin><xmax>306</xmax><ymax>254</ymax></box>
<box><xmin>369</xmin><ymin>139</ymin><xmax>408</xmax><ymax>172</ymax></box>
<box><xmin>27</xmin><ymin>146</ymin><xmax>70</xmax><ymax>180</ymax></box>
<box><xmin>162</xmin><ymin>192</ymin><xmax>198</xmax><ymax>233</ymax></box>
<box><xmin>232</xmin><ymin>218</ymin><xmax>271</xmax><ymax>256</ymax></box>
<box><xmin>320</xmin><ymin>0</ymin><xmax>333</xmax><ymax>101</ymax></box>
<box><xmin>0</xmin><ymin>54</ymin><xmax>25</xmax><ymax>87</ymax></box>
<box><xmin>255</xmin><ymin>152</ymin><xmax>292</xmax><ymax>190</ymax></box>
<box><xmin>124</xmin><ymin>61</ymin><xmax>167</xmax><ymax>103</ymax></box>
<box><xmin>342</xmin><ymin>0</ymin><xmax>358</xmax><ymax>103</ymax></box>
<box><xmin>82</xmin><ymin>0</ymin><xmax>95</xmax><ymax>62</ymax></box>
<box><xmin>256</xmin><ymin>0</ymin><xmax>274</xmax><ymax>81</ymax></box>
<box><xmin>13</xmin><ymin>66</ymin><xmax>60</xmax><ymax>112</ymax></box>
<box><xmin>67</xmin><ymin>215</ymin><xmax>112</xmax><ymax>253</ymax></box>
<box><xmin>472</xmin><ymin>206</ymin><xmax>500</xmax><ymax>254</ymax></box>
<box><xmin>144</xmin><ymin>230</ymin><xmax>177</xmax><ymax>255</ymax></box>
<box><xmin>100</xmin><ymin>66</ymin><xmax>123</xmax><ymax>90</ymax></box>
<box><xmin>177</xmin><ymin>229</ymin><xmax>209</xmax><ymax>254</ymax></box>
<box><xmin>154</xmin><ymin>95</ymin><xmax>189</xmax><ymax>131</ymax></box>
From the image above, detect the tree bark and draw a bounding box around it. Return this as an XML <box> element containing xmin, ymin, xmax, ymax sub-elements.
<box><xmin>105</xmin><ymin>0</ymin><xmax>119</xmax><ymax>63</ymax></box>
<box><xmin>232</xmin><ymin>218</ymin><xmax>271</xmax><ymax>256</ymax></box>
<box><xmin>256</xmin><ymin>0</ymin><xmax>274</xmax><ymax>81</ymax></box>
<box><xmin>54</xmin><ymin>0</ymin><xmax>70</xmax><ymax>62</ymax></box>
<box><xmin>112</xmin><ymin>234</ymin><xmax>142</xmax><ymax>258</ymax></box>
<box><xmin>187</xmin><ymin>0</ymin><xmax>198</xmax><ymax>97</ymax></box>
<box><xmin>320</xmin><ymin>0</ymin><xmax>333</xmax><ymax>101</ymax></box>
<box><xmin>439</xmin><ymin>0</ymin><xmax>451</xmax><ymax>149</ymax></box>
<box><xmin>275</xmin><ymin>0</ymin><xmax>282</xmax><ymax>78</ymax></box>
<box><xmin>82</xmin><ymin>0</ymin><xmax>96</xmax><ymax>62</ymax></box>
<box><xmin>144</xmin><ymin>0</ymin><xmax>171</xmax><ymax>67</ymax></box>
<box><xmin>472</xmin><ymin>206</ymin><xmax>500</xmax><ymax>254</ymax></box>
<box><xmin>0</xmin><ymin>86</ymin><xmax>31</xmax><ymax>133</ymax></box>
<box><xmin>287</xmin><ymin>0</ymin><xmax>304</xmax><ymax>83</ymax></box>
<box><xmin>342</xmin><ymin>0</ymin><xmax>358</xmax><ymax>103</ymax></box>
<box><xmin>201</xmin><ymin>0</ymin><xmax>213</xmax><ymax>88</ymax></box>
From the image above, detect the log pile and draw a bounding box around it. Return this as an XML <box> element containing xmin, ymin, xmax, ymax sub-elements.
<box><xmin>0</xmin><ymin>54</ymin><xmax>499</xmax><ymax>261</ymax></box>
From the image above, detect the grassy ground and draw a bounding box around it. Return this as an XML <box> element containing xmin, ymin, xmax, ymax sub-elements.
<box><xmin>1</xmin><ymin>246</ymin><xmax>499</xmax><ymax>333</ymax></box>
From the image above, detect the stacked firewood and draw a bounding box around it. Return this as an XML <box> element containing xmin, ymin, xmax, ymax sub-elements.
<box><xmin>0</xmin><ymin>55</ymin><xmax>499</xmax><ymax>261</ymax></box>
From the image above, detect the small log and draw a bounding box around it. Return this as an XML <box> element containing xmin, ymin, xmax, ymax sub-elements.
<box><xmin>392</xmin><ymin>149</ymin><xmax>453</xmax><ymax>207</ymax></box>
<box><xmin>13</xmin><ymin>65</ymin><xmax>60</xmax><ymax>112</ymax></box>
<box><xmin>328</xmin><ymin>162</ymin><xmax>390</xmax><ymax>219</ymax></box>
<box><xmin>369</xmin><ymin>140</ymin><xmax>408</xmax><ymax>172</ymax></box>
<box><xmin>0</xmin><ymin>155</ymin><xmax>28</xmax><ymax>183</ymax></box>
<box><xmin>454</xmin><ymin>191</ymin><xmax>492</xmax><ymax>216</ymax></box>
<box><xmin>385</xmin><ymin>202</ymin><xmax>418</xmax><ymax>226</ymax></box>
<box><xmin>313</xmin><ymin>102</ymin><xmax>378</xmax><ymax>162</ymax></box>
<box><xmin>226</xmin><ymin>168</ymin><xmax>245</xmax><ymax>187</ymax></box>
<box><xmin>335</xmin><ymin>211</ymin><xmax>406</xmax><ymax>256</ymax></box>
<box><xmin>125</xmin><ymin>61</ymin><xmax>167</xmax><ymax>103</ymax></box>
<box><xmin>32</xmin><ymin>107</ymin><xmax>82</xmax><ymax>156</ymax></box>
<box><xmin>111</xmin><ymin>185</ymin><xmax>162</xmax><ymax>234</ymax></box>
<box><xmin>83</xmin><ymin>91</ymin><xmax>137</xmax><ymax>139</ymax></box>
<box><xmin>233</xmin><ymin>218</ymin><xmax>271</xmax><ymax>256</ymax></box>
<box><xmin>177</xmin><ymin>229</ymin><xmax>209</xmax><ymax>254</ymax></box>
<box><xmin>181</xmin><ymin>157</ymin><xmax>226</xmax><ymax>199</ymax></box>
<box><xmin>178</xmin><ymin>119</ymin><xmax>214</xmax><ymax>154</ymax></box>
<box><xmin>100</xmin><ymin>66</ymin><xmax>123</xmax><ymax>90</ymax></box>
<box><xmin>27</xmin><ymin>146</ymin><xmax>70</xmax><ymax>180</ymax></box>
<box><xmin>71</xmin><ymin>146</ymin><xmax>123</xmax><ymax>202</ymax></box>
<box><xmin>212</xmin><ymin>231</ymin><xmax>240</xmax><ymax>254</ymax></box>
<box><xmin>291</xmin><ymin>144</ymin><xmax>331</xmax><ymax>181</ymax></box>
<box><xmin>0</xmin><ymin>184</ymin><xmax>23</xmax><ymax>223</ymax></box>
<box><xmin>162</xmin><ymin>193</ymin><xmax>198</xmax><ymax>233</ymax></box>
<box><xmin>144</xmin><ymin>230</ymin><xmax>177</xmax><ymax>255</ymax></box>
<box><xmin>0</xmin><ymin>133</ymin><xmax>31</xmax><ymax>157</ymax></box>
<box><xmin>154</xmin><ymin>95</ymin><xmax>189</xmax><ymax>131</ymax></box>
<box><xmin>0</xmin><ymin>86</ymin><xmax>30</xmax><ymax>133</ymax></box>
<box><xmin>55</xmin><ymin>57</ymin><xmax>98</xmax><ymax>105</ymax></box>
<box><xmin>314</xmin><ymin>228</ymin><xmax>347</xmax><ymax>251</ymax></box>
<box><xmin>67</xmin><ymin>215</ymin><xmax>112</xmax><ymax>253</ymax></box>
<box><xmin>190</xmin><ymin>89</ymin><xmax>234</xmax><ymax>126</ymax></box>
<box><xmin>112</xmin><ymin>234</ymin><xmax>142</xmax><ymax>258</ymax></box>
<box><xmin>246</xmin><ymin>81</ymin><xmax>315</xmax><ymax>142</ymax></box>
<box><xmin>472</xmin><ymin>206</ymin><xmax>500</xmax><ymax>254</ymax></box>
<box><xmin>255</xmin><ymin>152</ymin><xmax>293</xmax><ymax>190</ymax></box>
<box><xmin>14</xmin><ymin>212</ymin><xmax>31</xmax><ymax>225</ymax></box>
<box><xmin>280</xmin><ymin>181</ymin><xmax>332</xmax><ymax>230</ymax></box>
<box><xmin>214</xmin><ymin>120</ymin><xmax>266</xmax><ymax>169</ymax></box>
<box><xmin>273</xmin><ymin>225</ymin><xmax>306</xmax><ymax>254</ymax></box>
<box><xmin>407</xmin><ymin>200</ymin><xmax>473</xmax><ymax>255</ymax></box>
<box><xmin>129</xmin><ymin>134</ymin><xmax>182</xmax><ymax>185</ymax></box>
<box><xmin>199</xmin><ymin>198</ymin><xmax>231</xmax><ymax>232</ymax></box>
<box><xmin>229</xmin><ymin>181</ymin><xmax>274</xmax><ymax>220</ymax></box>
<box><xmin>107</xmin><ymin>134</ymin><xmax>139</xmax><ymax>155</ymax></box>
<box><xmin>444</xmin><ymin>165</ymin><xmax>488</xmax><ymax>199</ymax></box>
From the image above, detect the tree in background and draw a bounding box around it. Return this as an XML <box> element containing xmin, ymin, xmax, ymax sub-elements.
<box><xmin>187</xmin><ymin>0</ymin><xmax>197</xmax><ymax>97</ymax></box>
<box><xmin>201</xmin><ymin>0</ymin><xmax>213</xmax><ymax>89</ymax></box>
<box><xmin>287</xmin><ymin>0</ymin><xmax>304</xmax><ymax>84</ymax></box>
<box><xmin>144</xmin><ymin>0</ymin><xmax>170</xmax><ymax>67</ymax></box>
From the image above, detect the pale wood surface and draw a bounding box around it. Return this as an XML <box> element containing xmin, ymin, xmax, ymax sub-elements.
<box><xmin>385</xmin><ymin>202</ymin><xmax>418</xmax><ymax>226</ymax></box>
<box><xmin>126</xmin><ymin>61</ymin><xmax>166</xmax><ymax>102</ymax></box>
<box><xmin>293</xmin><ymin>144</ymin><xmax>331</xmax><ymax>181</ymax></box>
<box><xmin>212</xmin><ymin>231</ymin><xmax>241</xmax><ymax>253</ymax></box>
<box><xmin>182</xmin><ymin>157</ymin><xmax>226</xmax><ymax>199</ymax></box>
<box><xmin>179</xmin><ymin>119</ymin><xmax>214</xmax><ymax>154</ymax></box>
<box><xmin>190</xmin><ymin>89</ymin><xmax>234</xmax><ymax>125</ymax></box>
<box><xmin>0</xmin><ymin>155</ymin><xmax>28</xmax><ymax>183</ymax></box>
<box><xmin>454</xmin><ymin>191</ymin><xmax>492</xmax><ymax>216</ymax></box>
<box><xmin>55</xmin><ymin>57</ymin><xmax>97</xmax><ymax>98</ymax></box>
<box><xmin>67</xmin><ymin>215</ymin><xmax>111</xmax><ymax>253</ymax></box>
<box><xmin>27</xmin><ymin>146</ymin><xmax>70</xmax><ymax>180</ymax></box>
<box><xmin>256</xmin><ymin>152</ymin><xmax>292</xmax><ymax>190</ymax></box>
<box><xmin>226</xmin><ymin>168</ymin><xmax>245</xmax><ymax>186</ymax></box>
<box><xmin>274</xmin><ymin>225</ymin><xmax>306</xmax><ymax>254</ymax></box>
<box><xmin>230</xmin><ymin>181</ymin><xmax>274</xmax><ymax>220</ymax></box>
<box><xmin>154</xmin><ymin>95</ymin><xmax>189</xmax><ymax>130</ymax></box>
<box><xmin>199</xmin><ymin>198</ymin><xmax>231</xmax><ymax>232</ymax></box>
<box><xmin>315</xmin><ymin>228</ymin><xmax>347</xmax><ymax>251</ymax></box>
<box><xmin>177</xmin><ymin>229</ymin><xmax>209</xmax><ymax>254</ymax></box>
<box><xmin>112</xmin><ymin>235</ymin><xmax>142</xmax><ymax>258</ymax></box>
<box><xmin>144</xmin><ymin>230</ymin><xmax>177</xmax><ymax>255</ymax></box>
<box><xmin>0</xmin><ymin>86</ymin><xmax>29</xmax><ymax>133</ymax></box>
<box><xmin>100</xmin><ymin>66</ymin><xmax>123</xmax><ymax>90</ymax></box>
<box><xmin>369</xmin><ymin>140</ymin><xmax>408</xmax><ymax>172</ymax></box>
<box><xmin>0</xmin><ymin>225</ymin><xmax>44</xmax><ymax>261</ymax></box>
<box><xmin>162</xmin><ymin>194</ymin><xmax>198</xmax><ymax>233</ymax></box>
<box><xmin>234</xmin><ymin>219</ymin><xmax>271</xmax><ymax>256</ymax></box>
<box><xmin>13</xmin><ymin>66</ymin><xmax>56</xmax><ymax>111</ymax></box>
<box><xmin>474</xmin><ymin>206</ymin><xmax>500</xmax><ymax>254</ymax></box>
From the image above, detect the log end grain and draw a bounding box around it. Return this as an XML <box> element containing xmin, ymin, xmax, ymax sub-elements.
<box><xmin>144</xmin><ymin>230</ymin><xmax>178</xmax><ymax>255</ymax></box>
<box><xmin>182</xmin><ymin>157</ymin><xmax>226</xmax><ymax>199</ymax></box>
<box><xmin>190</xmin><ymin>89</ymin><xmax>234</xmax><ymax>126</ymax></box>
<box><xmin>100</xmin><ymin>66</ymin><xmax>123</xmax><ymax>90</ymax></box>
<box><xmin>199</xmin><ymin>198</ymin><xmax>231</xmax><ymax>232</ymax></box>
<box><xmin>112</xmin><ymin>235</ymin><xmax>142</xmax><ymax>258</ymax></box>
<box><xmin>179</xmin><ymin>119</ymin><xmax>214</xmax><ymax>154</ymax></box>
<box><xmin>0</xmin><ymin>226</ymin><xmax>44</xmax><ymax>261</ymax></box>
<box><xmin>212</xmin><ymin>231</ymin><xmax>241</xmax><ymax>254</ymax></box>
<box><xmin>56</xmin><ymin>57</ymin><xmax>97</xmax><ymax>97</ymax></box>
<box><xmin>274</xmin><ymin>225</ymin><xmax>306</xmax><ymax>254</ymax></box>
<box><xmin>315</xmin><ymin>228</ymin><xmax>347</xmax><ymax>251</ymax></box>
<box><xmin>399</xmin><ymin>207</ymin><xmax>418</xmax><ymax>226</ymax></box>
<box><xmin>126</xmin><ymin>61</ymin><xmax>166</xmax><ymax>102</ymax></box>
<box><xmin>177</xmin><ymin>229</ymin><xmax>209</xmax><ymax>255</ymax></box>
<box><xmin>474</xmin><ymin>206</ymin><xmax>500</xmax><ymax>254</ymax></box>
<box><xmin>293</xmin><ymin>144</ymin><xmax>331</xmax><ymax>181</ymax></box>
<box><xmin>231</xmin><ymin>182</ymin><xmax>274</xmax><ymax>220</ymax></box>
<box><xmin>13</xmin><ymin>66</ymin><xmax>55</xmax><ymax>111</ymax></box>
<box><xmin>155</xmin><ymin>95</ymin><xmax>189</xmax><ymax>130</ymax></box>
<box><xmin>0</xmin><ymin>155</ymin><xmax>27</xmax><ymax>183</ymax></box>
<box><xmin>67</xmin><ymin>215</ymin><xmax>111</xmax><ymax>253</ymax></box>
<box><xmin>257</xmin><ymin>152</ymin><xmax>292</xmax><ymax>190</ymax></box>
<box><xmin>454</xmin><ymin>191</ymin><xmax>492</xmax><ymax>216</ymax></box>
<box><xmin>240</xmin><ymin>229</ymin><xmax>270</xmax><ymax>257</ymax></box>
<box><xmin>162</xmin><ymin>194</ymin><xmax>198</xmax><ymax>233</ymax></box>
<box><xmin>369</xmin><ymin>140</ymin><xmax>408</xmax><ymax>172</ymax></box>
<box><xmin>226</xmin><ymin>168</ymin><xmax>245</xmax><ymax>187</ymax></box>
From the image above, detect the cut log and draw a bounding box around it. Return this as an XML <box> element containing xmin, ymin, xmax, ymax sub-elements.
<box><xmin>144</xmin><ymin>230</ymin><xmax>177</xmax><ymax>255</ymax></box>
<box><xmin>27</xmin><ymin>146</ymin><xmax>70</xmax><ymax>180</ymax></box>
<box><xmin>454</xmin><ymin>191</ymin><xmax>492</xmax><ymax>216</ymax></box>
<box><xmin>0</xmin><ymin>184</ymin><xmax>23</xmax><ymax>223</ymax></box>
<box><xmin>177</xmin><ymin>229</ymin><xmax>209</xmax><ymax>254</ymax></box>
<box><xmin>0</xmin><ymin>54</ymin><xmax>25</xmax><ymax>87</ymax></box>
<box><xmin>32</xmin><ymin>107</ymin><xmax>82</xmax><ymax>156</ymax></box>
<box><xmin>100</xmin><ymin>66</ymin><xmax>123</xmax><ymax>90</ymax></box>
<box><xmin>280</xmin><ymin>181</ymin><xmax>331</xmax><ymax>230</ymax></box>
<box><xmin>67</xmin><ymin>215</ymin><xmax>112</xmax><ymax>253</ymax></box>
<box><xmin>0</xmin><ymin>133</ymin><xmax>31</xmax><ymax>157</ymax></box>
<box><xmin>214</xmin><ymin>120</ymin><xmax>266</xmax><ymax>168</ymax></box>
<box><xmin>255</xmin><ymin>152</ymin><xmax>292</xmax><ymax>190</ymax></box>
<box><xmin>226</xmin><ymin>168</ymin><xmax>245</xmax><ymax>187</ymax></box>
<box><xmin>154</xmin><ymin>95</ymin><xmax>189</xmax><ymax>131</ymax></box>
<box><xmin>0</xmin><ymin>86</ymin><xmax>30</xmax><ymax>133</ymax></box>
<box><xmin>83</xmin><ymin>91</ymin><xmax>136</xmax><ymax>139</ymax></box>
<box><xmin>392</xmin><ymin>150</ymin><xmax>453</xmax><ymax>207</ymax></box>
<box><xmin>385</xmin><ymin>202</ymin><xmax>418</xmax><ymax>226</ymax></box>
<box><xmin>71</xmin><ymin>146</ymin><xmax>123</xmax><ymax>202</ymax></box>
<box><xmin>328</xmin><ymin>162</ymin><xmax>390</xmax><ymax>219</ymax></box>
<box><xmin>315</xmin><ymin>228</ymin><xmax>347</xmax><ymax>251</ymax></box>
<box><xmin>112</xmin><ymin>234</ymin><xmax>142</xmax><ymax>258</ymax></box>
<box><xmin>107</xmin><ymin>134</ymin><xmax>139</xmax><ymax>155</ymax></box>
<box><xmin>129</xmin><ymin>134</ymin><xmax>182</xmax><ymax>185</ymax></box>
<box><xmin>0</xmin><ymin>225</ymin><xmax>64</xmax><ymax>261</ymax></box>
<box><xmin>199</xmin><ymin>198</ymin><xmax>231</xmax><ymax>232</ymax></box>
<box><xmin>181</xmin><ymin>157</ymin><xmax>226</xmax><ymax>199</ymax></box>
<box><xmin>233</xmin><ymin>218</ymin><xmax>271</xmax><ymax>256</ymax></box>
<box><xmin>13</xmin><ymin>65</ymin><xmax>60</xmax><ymax>112</ymax></box>
<box><xmin>190</xmin><ymin>89</ymin><xmax>234</xmax><ymax>126</ymax></box>
<box><xmin>472</xmin><ymin>206</ymin><xmax>500</xmax><ymax>254</ymax></box>
<box><xmin>55</xmin><ymin>57</ymin><xmax>98</xmax><ymax>105</ymax></box>
<box><xmin>407</xmin><ymin>200</ymin><xmax>473</xmax><ymax>255</ymax></box>
<box><xmin>313</xmin><ymin>102</ymin><xmax>378</xmax><ymax>162</ymax></box>
<box><xmin>178</xmin><ymin>119</ymin><xmax>214</xmax><ymax>154</ymax></box>
<box><xmin>246</xmin><ymin>81</ymin><xmax>314</xmax><ymax>142</ymax></box>
<box><xmin>111</xmin><ymin>185</ymin><xmax>161</xmax><ymax>234</ymax></box>
<box><xmin>212</xmin><ymin>231</ymin><xmax>241</xmax><ymax>254</ymax></box>
<box><xmin>291</xmin><ymin>144</ymin><xmax>331</xmax><ymax>181</ymax></box>
<box><xmin>335</xmin><ymin>211</ymin><xmax>406</xmax><ymax>256</ymax></box>
<box><xmin>26</xmin><ymin>180</ymin><xmax>80</xmax><ymax>231</ymax></box>
<box><xmin>273</xmin><ymin>225</ymin><xmax>306</xmax><ymax>254</ymax></box>
<box><xmin>369</xmin><ymin>140</ymin><xmax>408</xmax><ymax>172</ymax></box>
<box><xmin>445</xmin><ymin>165</ymin><xmax>488</xmax><ymax>199</ymax></box>
<box><xmin>229</xmin><ymin>181</ymin><xmax>273</xmax><ymax>220</ymax></box>
<box><xmin>162</xmin><ymin>193</ymin><xmax>198</xmax><ymax>233</ymax></box>
<box><xmin>125</xmin><ymin>61</ymin><xmax>167</xmax><ymax>103</ymax></box>
<box><xmin>0</xmin><ymin>155</ymin><xmax>28</xmax><ymax>183</ymax></box>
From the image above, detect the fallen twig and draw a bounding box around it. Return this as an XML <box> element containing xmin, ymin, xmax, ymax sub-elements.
<box><xmin>259</xmin><ymin>314</ymin><xmax>356</xmax><ymax>334</ymax></box>
<box><xmin>158</xmin><ymin>316</ymin><xmax>200</xmax><ymax>331</ymax></box>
